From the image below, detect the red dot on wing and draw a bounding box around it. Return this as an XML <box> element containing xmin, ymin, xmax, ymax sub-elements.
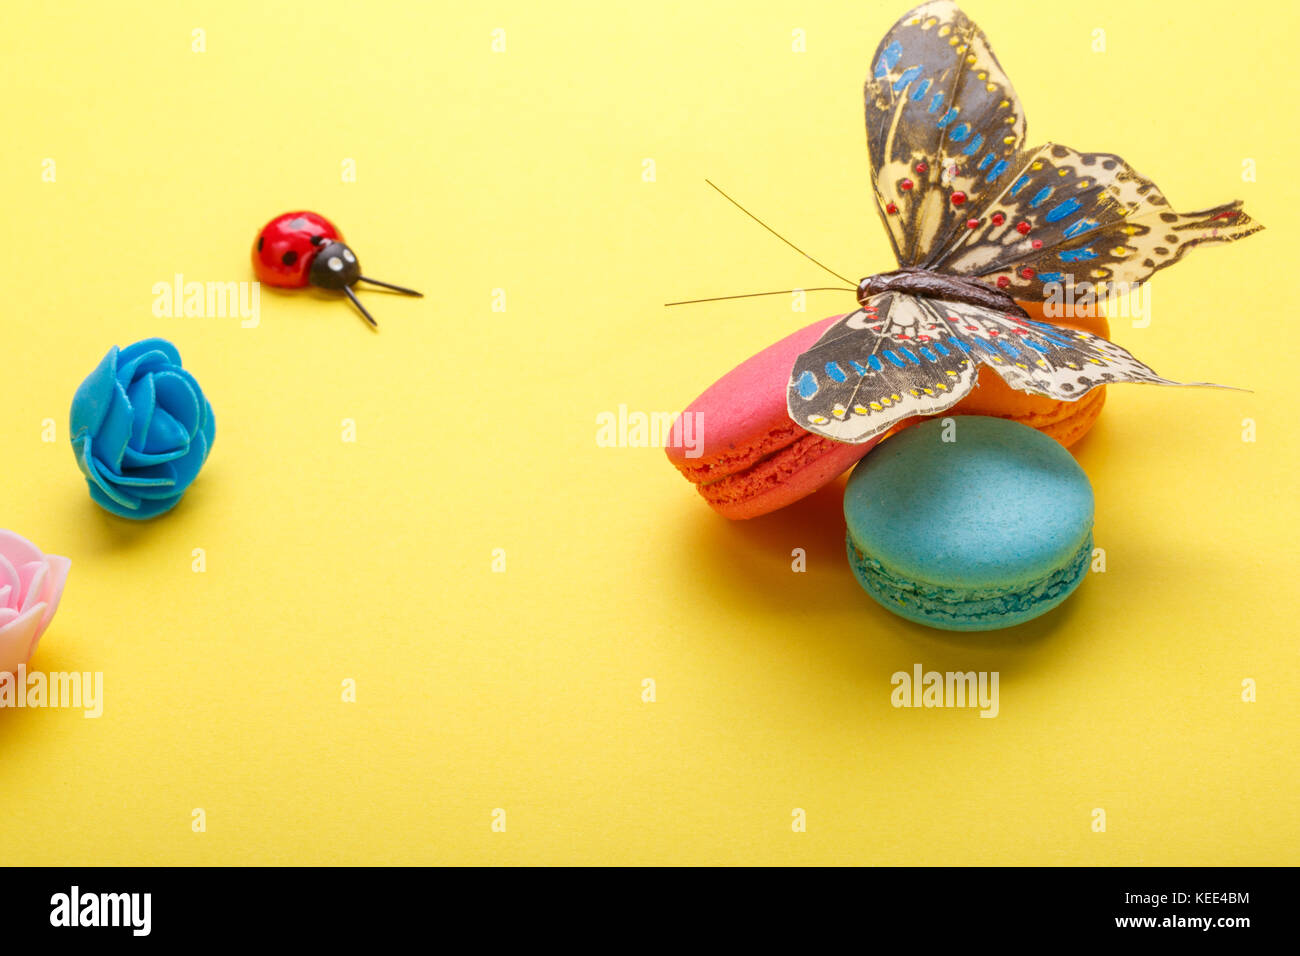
<box><xmin>951</xmin><ymin>191</ymin><xmax>967</xmax><ymax>206</ymax></box>
<box><xmin>1016</xmin><ymin>221</ymin><xmax>1031</xmax><ymax>234</ymax></box>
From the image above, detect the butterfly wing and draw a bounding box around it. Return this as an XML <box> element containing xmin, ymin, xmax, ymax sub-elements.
<box><xmin>865</xmin><ymin>1</ymin><xmax>1028</xmax><ymax>267</ymax></box>
<box><xmin>933</xmin><ymin>299</ymin><xmax>1219</xmax><ymax>400</ymax></box>
<box><xmin>789</xmin><ymin>295</ymin><xmax>1220</xmax><ymax>444</ymax></box>
<box><xmin>787</xmin><ymin>293</ymin><xmax>981</xmax><ymax>443</ymax></box>
<box><xmin>933</xmin><ymin>143</ymin><xmax>1263</xmax><ymax>298</ymax></box>
<box><xmin>867</xmin><ymin>5</ymin><xmax>1262</xmax><ymax>289</ymax></box>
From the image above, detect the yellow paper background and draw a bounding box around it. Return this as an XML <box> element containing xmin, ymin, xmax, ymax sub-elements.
<box><xmin>0</xmin><ymin>0</ymin><xmax>1296</xmax><ymax>865</ymax></box>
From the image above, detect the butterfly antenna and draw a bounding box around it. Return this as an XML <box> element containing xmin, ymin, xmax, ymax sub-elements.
<box><xmin>704</xmin><ymin>179</ymin><xmax>855</xmax><ymax>285</ymax></box>
<box><xmin>665</xmin><ymin>287</ymin><xmax>854</xmax><ymax>307</ymax></box>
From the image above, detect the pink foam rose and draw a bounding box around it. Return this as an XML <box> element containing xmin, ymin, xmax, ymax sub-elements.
<box><xmin>0</xmin><ymin>530</ymin><xmax>71</xmax><ymax>675</ymax></box>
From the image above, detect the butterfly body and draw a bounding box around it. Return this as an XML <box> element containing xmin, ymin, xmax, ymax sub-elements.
<box><xmin>788</xmin><ymin>1</ymin><xmax>1262</xmax><ymax>445</ymax></box>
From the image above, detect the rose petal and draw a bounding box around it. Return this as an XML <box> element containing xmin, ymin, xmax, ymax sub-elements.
<box><xmin>0</xmin><ymin>602</ymin><xmax>46</xmax><ymax>674</ymax></box>
<box><xmin>95</xmin><ymin>379</ymin><xmax>137</xmax><ymax>470</ymax></box>
<box><xmin>151</xmin><ymin>369</ymin><xmax>202</xmax><ymax>438</ymax></box>
<box><xmin>126</xmin><ymin>372</ymin><xmax>156</xmax><ymax>452</ymax></box>
<box><xmin>35</xmin><ymin>554</ymin><xmax>70</xmax><ymax>638</ymax></box>
<box><xmin>0</xmin><ymin>587</ymin><xmax>12</xmax><ymax>612</ymax></box>
<box><xmin>166</xmin><ymin>436</ymin><xmax>209</xmax><ymax>494</ymax></box>
<box><xmin>200</xmin><ymin>398</ymin><xmax>215</xmax><ymax>457</ymax></box>
<box><xmin>119</xmin><ymin>491</ymin><xmax>183</xmax><ymax>518</ymax></box>
<box><xmin>82</xmin><ymin>451</ymin><xmax>144</xmax><ymax>510</ymax></box>
<box><xmin>144</xmin><ymin>406</ymin><xmax>188</xmax><ymax>454</ymax></box>
<box><xmin>0</xmin><ymin>607</ymin><xmax>16</xmax><ymax>627</ymax></box>
<box><xmin>0</xmin><ymin>529</ymin><xmax>44</xmax><ymax>566</ymax></box>
<box><xmin>19</xmin><ymin>561</ymin><xmax>46</xmax><ymax>613</ymax></box>
<box><xmin>116</xmin><ymin>338</ymin><xmax>181</xmax><ymax>383</ymax></box>
<box><xmin>69</xmin><ymin>345</ymin><xmax>120</xmax><ymax>443</ymax></box>
<box><xmin>0</xmin><ymin>554</ymin><xmax>18</xmax><ymax>597</ymax></box>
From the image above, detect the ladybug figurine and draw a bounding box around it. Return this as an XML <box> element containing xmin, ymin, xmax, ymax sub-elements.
<box><xmin>252</xmin><ymin>211</ymin><xmax>422</xmax><ymax>329</ymax></box>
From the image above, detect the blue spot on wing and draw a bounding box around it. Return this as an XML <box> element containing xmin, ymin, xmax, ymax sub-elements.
<box><xmin>1063</xmin><ymin>218</ymin><xmax>1097</xmax><ymax>239</ymax></box>
<box><xmin>1059</xmin><ymin>247</ymin><xmax>1098</xmax><ymax>262</ymax></box>
<box><xmin>1037</xmin><ymin>271</ymin><xmax>1065</xmax><ymax>283</ymax></box>
<box><xmin>910</xmin><ymin>78</ymin><xmax>932</xmax><ymax>101</ymax></box>
<box><xmin>928</xmin><ymin>92</ymin><xmax>944</xmax><ymax>113</ymax></box>
<box><xmin>824</xmin><ymin>361</ymin><xmax>848</xmax><ymax>383</ymax></box>
<box><xmin>883</xmin><ymin>350</ymin><xmax>907</xmax><ymax>368</ymax></box>
<box><xmin>867</xmin><ymin>355</ymin><xmax>884</xmax><ymax>371</ymax></box>
<box><xmin>893</xmin><ymin>65</ymin><xmax>923</xmax><ymax>93</ymax></box>
<box><xmin>937</xmin><ymin>108</ymin><xmax>959</xmax><ymax>129</ymax></box>
<box><xmin>873</xmin><ymin>41</ymin><xmax>902</xmax><ymax>79</ymax></box>
<box><xmin>962</xmin><ymin>134</ymin><xmax>983</xmax><ymax>156</ymax></box>
<box><xmin>1009</xmin><ymin>174</ymin><xmax>1031</xmax><ymax>197</ymax></box>
<box><xmin>978</xmin><ymin>153</ymin><xmax>995</xmax><ymax>171</ymax></box>
<box><xmin>796</xmin><ymin>371</ymin><xmax>819</xmax><ymax>399</ymax></box>
<box><xmin>949</xmin><ymin>123</ymin><xmax>970</xmax><ymax>143</ymax></box>
<box><xmin>1029</xmin><ymin>187</ymin><xmax>1053</xmax><ymax>208</ymax></box>
<box><xmin>1045</xmin><ymin>197</ymin><xmax>1083</xmax><ymax>223</ymax></box>
<box><xmin>985</xmin><ymin>159</ymin><xmax>1009</xmax><ymax>183</ymax></box>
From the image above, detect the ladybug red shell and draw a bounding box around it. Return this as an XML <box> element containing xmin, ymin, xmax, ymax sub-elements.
<box><xmin>253</xmin><ymin>212</ymin><xmax>341</xmax><ymax>288</ymax></box>
<box><xmin>250</xmin><ymin>210</ymin><xmax>422</xmax><ymax>328</ymax></box>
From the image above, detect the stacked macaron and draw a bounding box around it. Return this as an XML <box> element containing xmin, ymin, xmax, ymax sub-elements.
<box><xmin>843</xmin><ymin>417</ymin><xmax>1093</xmax><ymax>631</ymax></box>
<box><xmin>666</xmin><ymin>308</ymin><xmax>1102</xmax><ymax>630</ymax></box>
<box><xmin>666</xmin><ymin>298</ymin><xmax>1104</xmax><ymax>520</ymax></box>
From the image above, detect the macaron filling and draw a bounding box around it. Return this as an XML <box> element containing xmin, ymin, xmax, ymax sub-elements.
<box><xmin>846</xmin><ymin>530</ymin><xmax>1092</xmax><ymax>630</ymax></box>
<box><xmin>695</xmin><ymin>429</ymin><xmax>842</xmax><ymax>506</ymax></box>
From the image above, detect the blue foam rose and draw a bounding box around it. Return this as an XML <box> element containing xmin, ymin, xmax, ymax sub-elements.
<box><xmin>69</xmin><ymin>338</ymin><xmax>215</xmax><ymax>519</ymax></box>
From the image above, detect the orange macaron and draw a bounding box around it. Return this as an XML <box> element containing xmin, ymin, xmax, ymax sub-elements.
<box><xmin>940</xmin><ymin>299</ymin><xmax>1110</xmax><ymax>447</ymax></box>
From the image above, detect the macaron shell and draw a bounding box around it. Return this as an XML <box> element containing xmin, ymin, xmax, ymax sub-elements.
<box><xmin>667</xmin><ymin>313</ymin><xmax>879</xmax><ymax>518</ymax></box>
<box><xmin>846</xmin><ymin>530</ymin><xmax>1091</xmax><ymax>631</ymax></box>
<box><xmin>699</xmin><ymin>430</ymin><xmax>871</xmax><ymax>519</ymax></box>
<box><xmin>845</xmin><ymin>416</ymin><xmax>1094</xmax><ymax>589</ymax></box>
<box><xmin>666</xmin><ymin>314</ymin><xmax>843</xmax><ymax>482</ymax></box>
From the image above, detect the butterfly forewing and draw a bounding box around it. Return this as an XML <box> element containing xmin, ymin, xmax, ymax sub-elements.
<box><xmin>866</xmin><ymin>1</ymin><xmax>1028</xmax><ymax>268</ymax></box>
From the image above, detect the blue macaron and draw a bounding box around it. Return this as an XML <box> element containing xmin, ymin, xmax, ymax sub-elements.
<box><xmin>843</xmin><ymin>416</ymin><xmax>1094</xmax><ymax>631</ymax></box>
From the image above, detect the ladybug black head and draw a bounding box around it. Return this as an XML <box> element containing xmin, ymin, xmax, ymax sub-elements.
<box><xmin>308</xmin><ymin>241</ymin><xmax>362</xmax><ymax>290</ymax></box>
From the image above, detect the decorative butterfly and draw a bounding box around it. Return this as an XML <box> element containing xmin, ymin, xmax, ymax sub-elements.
<box><xmin>786</xmin><ymin>0</ymin><xmax>1262</xmax><ymax>444</ymax></box>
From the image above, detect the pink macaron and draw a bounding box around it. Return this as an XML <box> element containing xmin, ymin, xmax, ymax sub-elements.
<box><xmin>666</xmin><ymin>315</ymin><xmax>881</xmax><ymax>519</ymax></box>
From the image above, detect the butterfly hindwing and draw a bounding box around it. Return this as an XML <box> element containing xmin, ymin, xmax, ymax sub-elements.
<box><xmin>787</xmin><ymin>293</ymin><xmax>980</xmax><ymax>444</ymax></box>
<box><xmin>789</xmin><ymin>295</ymin><xmax>1216</xmax><ymax>444</ymax></box>
<box><xmin>866</xmin><ymin>1</ymin><xmax>1028</xmax><ymax>267</ymax></box>
<box><xmin>935</xmin><ymin>300</ymin><xmax>1206</xmax><ymax>401</ymax></box>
